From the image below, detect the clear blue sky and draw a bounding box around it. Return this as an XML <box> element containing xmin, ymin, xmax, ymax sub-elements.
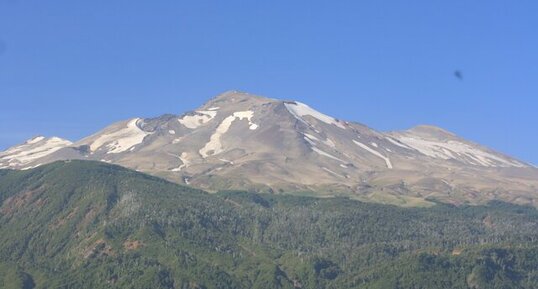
<box><xmin>0</xmin><ymin>1</ymin><xmax>537</xmax><ymax>164</ymax></box>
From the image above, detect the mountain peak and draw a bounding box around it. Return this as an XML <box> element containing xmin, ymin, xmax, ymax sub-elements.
<box><xmin>0</xmin><ymin>136</ymin><xmax>72</xmax><ymax>170</ymax></box>
<box><xmin>406</xmin><ymin>125</ymin><xmax>457</xmax><ymax>139</ymax></box>
<box><xmin>21</xmin><ymin>135</ymin><xmax>71</xmax><ymax>145</ymax></box>
<box><xmin>203</xmin><ymin>90</ymin><xmax>277</xmax><ymax>108</ymax></box>
<box><xmin>25</xmin><ymin>135</ymin><xmax>47</xmax><ymax>144</ymax></box>
<box><xmin>1</xmin><ymin>92</ymin><xmax>536</xmax><ymax>207</ymax></box>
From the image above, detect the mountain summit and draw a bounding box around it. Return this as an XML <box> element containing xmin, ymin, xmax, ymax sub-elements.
<box><xmin>1</xmin><ymin>91</ymin><xmax>537</xmax><ymax>206</ymax></box>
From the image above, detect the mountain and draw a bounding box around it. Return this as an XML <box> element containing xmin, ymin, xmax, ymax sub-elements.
<box><xmin>2</xmin><ymin>160</ymin><xmax>538</xmax><ymax>288</ymax></box>
<box><xmin>0</xmin><ymin>136</ymin><xmax>72</xmax><ymax>170</ymax></box>
<box><xmin>1</xmin><ymin>91</ymin><xmax>537</xmax><ymax>207</ymax></box>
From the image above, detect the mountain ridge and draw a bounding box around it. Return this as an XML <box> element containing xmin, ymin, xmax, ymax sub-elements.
<box><xmin>1</xmin><ymin>90</ymin><xmax>536</xmax><ymax>207</ymax></box>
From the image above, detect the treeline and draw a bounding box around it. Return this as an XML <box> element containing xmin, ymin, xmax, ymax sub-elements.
<box><xmin>1</xmin><ymin>161</ymin><xmax>538</xmax><ymax>288</ymax></box>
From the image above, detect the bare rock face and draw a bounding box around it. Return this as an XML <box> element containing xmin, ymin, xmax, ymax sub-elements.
<box><xmin>2</xmin><ymin>91</ymin><xmax>537</xmax><ymax>207</ymax></box>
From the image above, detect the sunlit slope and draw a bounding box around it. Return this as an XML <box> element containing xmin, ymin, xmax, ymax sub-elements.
<box><xmin>1</xmin><ymin>161</ymin><xmax>538</xmax><ymax>288</ymax></box>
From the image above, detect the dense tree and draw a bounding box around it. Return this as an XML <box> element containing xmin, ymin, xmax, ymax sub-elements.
<box><xmin>1</xmin><ymin>161</ymin><xmax>538</xmax><ymax>288</ymax></box>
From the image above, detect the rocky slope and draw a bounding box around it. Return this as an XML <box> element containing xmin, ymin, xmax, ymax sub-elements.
<box><xmin>1</xmin><ymin>91</ymin><xmax>537</xmax><ymax>206</ymax></box>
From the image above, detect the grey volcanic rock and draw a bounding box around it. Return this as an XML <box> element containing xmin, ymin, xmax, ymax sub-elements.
<box><xmin>1</xmin><ymin>91</ymin><xmax>537</xmax><ymax>207</ymax></box>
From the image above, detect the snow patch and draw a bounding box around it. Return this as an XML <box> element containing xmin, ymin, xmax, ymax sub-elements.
<box><xmin>303</xmin><ymin>133</ymin><xmax>336</xmax><ymax>148</ymax></box>
<box><xmin>386</xmin><ymin>137</ymin><xmax>412</xmax><ymax>150</ymax></box>
<box><xmin>285</xmin><ymin>101</ymin><xmax>346</xmax><ymax>129</ymax></box>
<box><xmin>312</xmin><ymin>147</ymin><xmax>346</xmax><ymax>163</ymax></box>
<box><xmin>172</xmin><ymin>137</ymin><xmax>183</xmax><ymax>144</ymax></box>
<box><xmin>199</xmin><ymin>111</ymin><xmax>258</xmax><ymax>158</ymax></box>
<box><xmin>0</xmin><ymin>137</ymin><xmax>72</xmax><ymax>168</ymax></box>
<box><xmin>178</xmin><ymin>110</ymin><xmax>217</xmax><ymax>129</ymax></box>
<box><xmin>324</xmin><ymin>138</ymin><xmax>336</xmax><ymax>148</ymax></box>
<box><xmin>21</xmin><ymin>163</ymin><xmax>42</xmax><ymax>170</ymax></box>
<box><xmin>171</xmin><ymin>152</ymin><xmax>190</xmax><ymax>172</ymax></box>
<box><xmin>353</xmin><ymin>140</ymin><xmax>393</xmax><ymax>169</ymax></box>
<box><xmin>219</xmin><ymin>158</ymin><xmax>235</xmax><ymax>165</ymax></box>
<box><xmin>27</xmin><ymin>136</ymin><xmax>45</xmax><ymax>144</ymax></box>
<box><xmin>322</xmin><ymin>167</ymin><xmax>345</xmax><ymax>178</ymax></box>
<box><xmin>90</xmin><ymin>118</ymin><xmax>151</xmax><ymax>154</ymax></box>
<box><xmin>233</xmin><ymin>111</ymin><xmax>258</xmax><ymax>131</ymax></box>
<box><xmin>303</xmin><ymin>133</ymin><xmax>320</xmax><ymax>141</ymax></box>
<box><xmin>303</xmin><ymin>136</ymin><xmax>316</xmax><ymax>146</ymax></box>
<box><xmin>394</xmin><ymin>136</ymin><xmax>526</xmax><ymax>167</ymax></box>
<box><xmin>303</xmin><ymin>133</ymin><xmax>319</xmax><ymax>146</ymax></box>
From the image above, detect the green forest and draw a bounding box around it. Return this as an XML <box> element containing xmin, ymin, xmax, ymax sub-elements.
<box><xmin>1</xmin><ymin>160</ymin><xmax>538</xmax><ymax>289</ymax></box>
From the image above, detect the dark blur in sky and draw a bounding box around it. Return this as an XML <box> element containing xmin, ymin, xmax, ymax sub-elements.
<box><xmin>0</xmin><ymin>0</ymin><xmax>537</xmax><ymax>164</ymax></box>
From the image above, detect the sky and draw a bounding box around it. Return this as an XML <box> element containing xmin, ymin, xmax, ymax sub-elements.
<box><xmin>0</xmin><ymin>0</ymin><xmax>537</xmax><ymax>164</ymax></box>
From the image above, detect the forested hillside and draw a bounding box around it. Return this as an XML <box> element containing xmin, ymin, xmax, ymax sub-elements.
<box><xmin>1</xmin><ymin>161</ymin><xmax>538</xmax><ymax>289</ymax></box>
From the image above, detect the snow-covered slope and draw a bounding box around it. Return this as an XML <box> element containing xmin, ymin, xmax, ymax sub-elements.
<box><xmin>390</xmin><ymin>125</ymin><xmax>526</xmax><ymax>168</ymax></box>
<box><xmin>1</xmin><ymin>91</ymin><xmax>536</xmax><ymax>207</ymax></box>
<box><xmin>80</xmin><ymin>118</ymin><xmax>152</xmax><ymax>154</ymax></box>
<box><xmin>0</xmin><ymin>136</ymin><xmax>72</xmax><ymax>169</ymax></box>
